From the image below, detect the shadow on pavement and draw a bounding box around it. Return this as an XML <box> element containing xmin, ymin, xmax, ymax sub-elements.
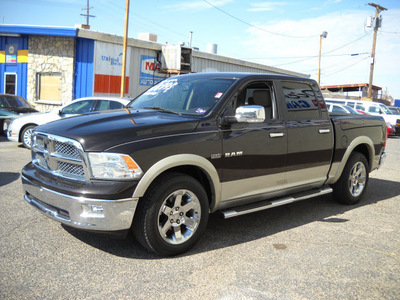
<box><xmin>62</xmin><ymin>177</ymin><xmax>400</xmax><ymax>259</ymax></box>
<box><xmin>0</xmin><ymin>172</ymin><xmax>21</xmax><ymax>187</ymax></box>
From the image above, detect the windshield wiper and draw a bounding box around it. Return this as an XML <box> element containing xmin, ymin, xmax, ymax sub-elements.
<box><xmin>143</xmin><ymin>106</ymin><xmax>180</xmax><ymax>115</ymax></box>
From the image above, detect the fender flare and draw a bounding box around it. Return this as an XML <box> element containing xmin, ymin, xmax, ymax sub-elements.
<box><xmin>132</xmin><ymin>154</ymin><xmax>221</xmax><ymax>211</ymax></box>
<box><xmin>327</xmin><ymin>136</ymin><xmax>375</xmax><ymax>185</ymax></box>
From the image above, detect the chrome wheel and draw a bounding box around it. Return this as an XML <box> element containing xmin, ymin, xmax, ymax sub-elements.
<box><xmin>348</xmin><ymin>161</ymin><xmax>367</xmax><ymax>197</ymax></box>
<box><xmin>157</xmin><ymin>189</ymin><xmax>201</xmax><ymax>245</ymax></box>
<box><xmin>22</xmin><ymin>126</ymin><xmax>36</xmax><ymax>149</ymax></box>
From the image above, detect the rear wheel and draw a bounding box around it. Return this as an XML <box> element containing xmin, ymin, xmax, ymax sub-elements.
<box><xmin>332</xmin><ymin>152</ymin><xmax>369</xmax><ymax>205</ymax></box>
<box><xmin>133</xmin><ymin>173</ymin><xmax>209</xmax><ymax>256</ymax></box>
<box><xmin>21</xmin><ymin>125</ymin><xmax>36</xmax><ymax>149</ymax></box>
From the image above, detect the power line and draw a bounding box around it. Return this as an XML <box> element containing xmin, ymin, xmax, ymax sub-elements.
<box><xmin>201</xmin><ymin>0</ymin><xmax>315</xmax><ymax>39</ymax></box>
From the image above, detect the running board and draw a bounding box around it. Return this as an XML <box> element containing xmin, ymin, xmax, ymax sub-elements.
<box><xmin>221</xmin><ymin>187</ymin><xmax>333</xmax><ymax>219</ymax></box>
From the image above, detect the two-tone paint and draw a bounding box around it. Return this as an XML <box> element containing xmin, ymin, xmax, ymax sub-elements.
<box><xmin>21</xmin><ymin>73</ymin><xmax>387</xmax><ymax>233</ymax></box>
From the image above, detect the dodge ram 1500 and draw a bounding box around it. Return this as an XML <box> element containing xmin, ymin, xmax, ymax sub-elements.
<box><xmin>22</xmin><ymin>73</ymin><xmax>386</xmax><ymax>256</ymax></box>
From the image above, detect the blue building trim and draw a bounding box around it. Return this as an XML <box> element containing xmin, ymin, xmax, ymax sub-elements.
<box><xmin>0</xmin><ymin>35</ymin><xmax>29</xmax><ymax>98</ymax></box>
<box><xmin>0</xmin><ymin>25</ymin><xmax>77</xmax><ymax>37</ymax></box>
<box><xmin>74</xmin><ymin>38</ymin><xmax>94</xmax><ymax>99</ymax></box>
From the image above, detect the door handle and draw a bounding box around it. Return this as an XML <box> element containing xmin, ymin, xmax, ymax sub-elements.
<box><xmin>319</xmin><ymin>129</ymin><xmax>330</xmax><ymax>134</ymax></box>
<box><xmin>270</xmin><ymin>132</ymin><xmax>284</xmax><ymax>138</ymax></box>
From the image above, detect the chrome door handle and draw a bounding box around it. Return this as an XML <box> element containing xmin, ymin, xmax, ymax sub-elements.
<box><xmin>319</xmin><ymin>129</ymin><xmax>330</xmax><ymax>134</ymax></box>
<box><xmin>270</xmin><ymin>132</ymin><xmax>284</xmax><ymax>138</ymax></box>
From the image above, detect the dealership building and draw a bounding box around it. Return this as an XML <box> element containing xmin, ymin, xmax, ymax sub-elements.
<box><xmin>0</xmin><ymin>24</ymin><xmax>307</xmax><ymax>112</ymax></box>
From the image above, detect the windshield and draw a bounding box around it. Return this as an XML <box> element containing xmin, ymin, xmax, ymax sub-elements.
<box><xmin>0</xmin><ymin>95</ymin><xmax>32</xmax><ymax>109</ymax></box>
<box><xmin>129</xmin><ymin>77</ymin><xmax>235</xmax><ymax>116</ymax></box>
<box><xmin>379</xmin><ymin>104</ymin><xmax>392</xmax><ymax>114</ymax></box>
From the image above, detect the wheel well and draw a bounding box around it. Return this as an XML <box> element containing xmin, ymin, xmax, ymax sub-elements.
<box><xmin>352</xmin><ymin>144</ymin><xmax>371</xmax><ymax>171</ymax></box>
<box><xmin>151</xmin><ymin>166</ymin><xmax>215</xmax><ymax>209</ymax></box>
<box><xmin>19</xmin><ymin>123</ymin><xmax>37</xmax><ymax>142</ymax></box>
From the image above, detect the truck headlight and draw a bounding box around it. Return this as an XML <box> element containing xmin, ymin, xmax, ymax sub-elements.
<box><xmin>88</xmin><ymin>153</ymin><xmax>143</xmax><ymax>180</ymax></box>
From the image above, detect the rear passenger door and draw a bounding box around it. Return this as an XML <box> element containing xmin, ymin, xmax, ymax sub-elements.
<box><xmin>280</xmin><ymin>80</ymin><xmax>333</xmax><ymax>189</ymax></box>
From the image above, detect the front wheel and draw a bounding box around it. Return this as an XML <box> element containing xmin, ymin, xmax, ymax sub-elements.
<box><xmin>21</xmin><ymin>125</ymin><xmax>37</xmax><ymax>149</ymax></box>
<box><xmin>133</xmin><ymin>173</ymin><xmax>209</xmax><ymax>256</ymax></box>
<box><xmin>332</xmin><ymin>152</ymin><xmax>369</xmax><ymax>205</ymax></box>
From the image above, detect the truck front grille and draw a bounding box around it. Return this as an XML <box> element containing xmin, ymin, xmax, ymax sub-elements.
<box><xmin>32</xmin><ymin>133</ymin><xmax>88</xmax><ymax>182</ymax></box>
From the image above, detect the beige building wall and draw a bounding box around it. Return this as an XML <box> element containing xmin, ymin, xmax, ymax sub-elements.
<box><xmin>27</xmin><ymin>36</ymin><xmax>75</xmax><ymax>112</ymax></box>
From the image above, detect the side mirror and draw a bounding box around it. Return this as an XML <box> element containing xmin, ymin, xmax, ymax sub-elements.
<box><xmin>235</xmin><ymin>105</ymin><xmax>265</xmax><ymax>123</ymax></box>
<box><xmin>222</xmin><ymin>105</ymin><xmax>265</xmax><ymax>125</ymax></box>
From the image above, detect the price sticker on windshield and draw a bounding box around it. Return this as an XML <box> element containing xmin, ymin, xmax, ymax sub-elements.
<box><xmin>215</xmin><ymin>92</ymin><xmax>223</xmax><ymax>99</ymax></box>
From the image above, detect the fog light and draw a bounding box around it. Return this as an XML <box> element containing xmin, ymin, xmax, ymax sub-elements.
<box><xmin>81</xmin><ymin>204</ymin><xmax>104</xmax><ymax>218</ymax></box>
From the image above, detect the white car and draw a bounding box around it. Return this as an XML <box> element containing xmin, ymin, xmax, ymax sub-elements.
<box><xmin>326</xmin><ymin>103</ymin><xmax>361</xmax><ymax>115</ymax></box>
<box><xmin>7</xmin><ymin>97</ymin><xmax>132</xmax><ymax>148</ymax></box>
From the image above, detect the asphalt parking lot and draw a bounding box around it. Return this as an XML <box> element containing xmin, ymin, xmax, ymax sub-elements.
<box><xmin>0</xmin><ymin>135</ymin><xmax>399</xmax><ymax>299</ymax></box>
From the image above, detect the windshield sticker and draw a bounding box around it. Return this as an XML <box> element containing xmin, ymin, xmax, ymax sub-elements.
<box><xmin>196</xmin><ymin>108</ymin><xmax>206</xmax><ymax>114</ymax></box>
<box><xmin>215</xmin><ymin>92</ymin><xmax>223</xmax><ymax>99</ymax></box>
<box><xmin>144</xmin><ymin>79</ymin><xmax>178</xmax><ymax>96</ymax></box>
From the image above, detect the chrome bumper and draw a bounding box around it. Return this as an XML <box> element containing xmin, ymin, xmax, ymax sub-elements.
<box><xmin>22</xmin><ymin>175</ymin><xmax>138</xmax><ymax>231</ymax></box>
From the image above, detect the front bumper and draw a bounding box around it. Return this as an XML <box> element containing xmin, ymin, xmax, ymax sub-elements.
<box><xmin>7</xmin><ymin>129</ymin><xmax>18</xmax><ymax>142</ymax></box>
<box><xmin>22</xmin><ymin>175</ymin><xmax>138</xmax><ymax>231</ymax></box>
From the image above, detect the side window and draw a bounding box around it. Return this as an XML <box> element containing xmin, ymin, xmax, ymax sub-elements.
<box><xmin>95</xmin><ymin>100</ymin><xmax>111</xmax><ymax>111</ymax></box>
<box><xmin>234</xmin><ymin>82</ymin><xmax>275</xmax><ymax>119</ymax></box>
<box><xmin>356</xmin><ymin>104</ymin><xmax>366</xmax><ymax>111</ymax></box>
<box><xmin>283</xmin><ymin>81</ymin><xmax>320</xmax><ymax>119</ymax></box>
<box><xmin>332</xmin><ymin>105</ymin><xmax>348</xmax><ymax>114</ymax></box>
<box><xmin>62</xmin><ymin>100</ymin><xmax>93</xmax><ymax>114</ymax></box>
<box><xmin>109</xmin><ymin>101</ymin><xmax>125</xmax><ymax>110</ymax></box>
<box><xmin>368</xmin><ymin>105</ymin><xmax>380</xmax><ymax>114</ymax></box>
<box><xmin>347</xmin><ymin>102</ymin><xmax>355</xmax><ymax>108</ymax></box>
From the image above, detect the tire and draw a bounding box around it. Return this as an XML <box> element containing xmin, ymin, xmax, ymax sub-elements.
<box><xmin>21</xmin><ymin>125</ymin><xmax>36</xmax><ymax>149</ymax></box>
<box><xmin>332</xmin><ymin>152</ymin><xmax>369</xmax><ymax>205</ymax></box>
<box><xmin>133</xmin><ymin>172</ymin><xmax>209</xmax><ymax>256</ymax></box>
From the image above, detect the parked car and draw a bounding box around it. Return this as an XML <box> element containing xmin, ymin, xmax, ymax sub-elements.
<box><xmin>387</xmin><ymin>123</ymin><xmax>396</xmax><ymax>136</ymax></box>
<box><xmin>0</xmin><ymin>109</ymin><xmax>18</xmax><ymax>135</ymax></box>
<box><xmin>326</xmin><ymin>103</ymin><xmax>361</xmax><ymax>114</ymax></box>
<box><xmin>7</xmin><ymin>97</ymin><xmax>132</xmax><ymax>148</ymax></box>
<box><xmin>0</xmin><ymin>94</ymin><xmax>38</xmax><ymax>114</ymax></box>
<box><xmin>22</xmin><ymin>73</ymin><xmax>386</xmax><ymax>256</ymax></box>
<box><xmin>388</xmin><ymin>106</ymin><xmax>400</xmax><ymax>115</ymax></box>
<box><xmin>325</xmin><ymin>98</ymin><xmax>400</xmax><ymax>135</ymax></box>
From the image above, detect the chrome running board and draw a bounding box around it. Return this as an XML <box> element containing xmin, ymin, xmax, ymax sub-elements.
<box><xmin>221</xmin><ymin>186</ymin><xmax>333</xmax><ymax>219</ymax></box>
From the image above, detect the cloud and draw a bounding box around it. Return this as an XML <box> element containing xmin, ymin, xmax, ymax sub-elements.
<box><xmin>247</xmin><ymin>2</ymin><xmax>287</xmax><ymax>12</ymax></box>
<box><xmin>241</xmin><ymin>9</ymin><xmax>400</xmax><ymax>97</ymax></box>
<box><xmin>164</xmin><ymin>0</ymin><xmax>233</xmax><ymax>12</ymax></box>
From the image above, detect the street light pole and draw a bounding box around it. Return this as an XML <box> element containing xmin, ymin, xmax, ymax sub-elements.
<box><xmin>318</xmin><ymin>31</ymin><xmax>327</xmax><ymax>85</ymax></box>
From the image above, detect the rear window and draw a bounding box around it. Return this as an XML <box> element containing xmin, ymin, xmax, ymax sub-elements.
<box><xmin>283</xmin><ymin>81</ymin><xmax>320</xmax><ymax>119</ymax></box>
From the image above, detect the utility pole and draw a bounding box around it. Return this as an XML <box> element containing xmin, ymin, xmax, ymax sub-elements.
<box><xmin>317</xmin><ymin>31</ymin><xmax>327</xmax><ymax>85</ymax></box>
<box><xmin>367</xmin><ymin>3</ymin><xmax>387</xmax><ymax>99</ymax></box>
<box><xmin>120</xmin><ymin>0</ymin><xmax>130</xmax><ymax>97</ymax></box>
<box><xmin>81</xmin><ymin>0</ymin><xmax>95</xmax><ymax>29</ymax></box>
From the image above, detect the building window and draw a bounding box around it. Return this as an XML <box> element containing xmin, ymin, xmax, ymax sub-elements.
<box><xmin>36</xmin><ymin>73</ymin><xmax>61</xmax><ymax>102</ymax></box>
<box><xmin>5</xmin><ymin>73</ymin><xmax>16</xmax><ymax>94</ymax></box>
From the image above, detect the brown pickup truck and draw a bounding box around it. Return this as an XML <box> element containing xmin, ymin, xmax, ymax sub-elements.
<box><xmin>22</xmin><ymin>73</ymin><xmax>386</xmax><ymax>256</ymax></box>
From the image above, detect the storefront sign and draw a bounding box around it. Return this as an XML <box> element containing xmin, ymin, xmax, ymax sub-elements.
<box><xmin>139</xmin><ymin>55</ymin><xmax>164</xmax><ymax>86</ymax></box>
<box><xmin>5</xmin><ymin>44</ymin><xmax>18</xmax><ymax>65</ymax></box>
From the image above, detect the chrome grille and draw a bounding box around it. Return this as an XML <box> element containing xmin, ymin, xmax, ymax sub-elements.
<box><xmin>32</xmin><ymin>133</ymin><xmax>87</xmax><ymax>182</ymax></box>
<box><xmin>55</xmin><ymin>141</ymin><xmax>81</xmax><ymax>159</ymax></box>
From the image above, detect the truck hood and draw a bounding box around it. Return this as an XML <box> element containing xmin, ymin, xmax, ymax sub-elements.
<box><xmin>36</xmin><ymin>108</ymin><xmax>201</xmax><ymax>151</ymax></box>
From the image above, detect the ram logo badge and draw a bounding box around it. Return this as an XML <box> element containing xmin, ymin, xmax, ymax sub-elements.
<box><xmin>225</xmin><ymin>151</ymin><xmax>243</xmax><ymax>158</ymax></box>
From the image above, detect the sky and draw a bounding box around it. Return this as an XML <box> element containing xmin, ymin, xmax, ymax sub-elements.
<box><xmin>2</xmin><ymin>0</ymin><xmax>400</xmax><ymax>100</ymax></box>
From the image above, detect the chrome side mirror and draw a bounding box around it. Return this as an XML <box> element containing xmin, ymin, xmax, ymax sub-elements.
<box><xmin>235</xmin><ymin>105</ymin><xmax>265</xmax><ymax>123</ymax></box>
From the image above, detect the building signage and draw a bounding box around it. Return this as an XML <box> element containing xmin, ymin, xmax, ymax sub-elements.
<box><xmin>139</xmin><ymin>55</ymin><xmax>164</xmax><ymax>86</ymax></box>
<box><xmin>5</xmin><ymin>44</ymin><xmax>18</xmax><ymax>65</ymax></box>
<box><xmin>93</xmin><ymin>41</ymin><xmax>131</xmax><ymax>94</ymax></box>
